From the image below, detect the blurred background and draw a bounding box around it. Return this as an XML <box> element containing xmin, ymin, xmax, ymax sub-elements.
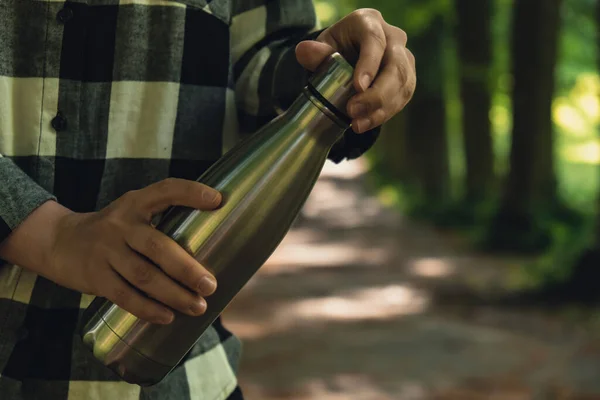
<box><xmin>223</xmin><ymin>0</ymin><xmax>600</xmax><ymax>398</ymax></box>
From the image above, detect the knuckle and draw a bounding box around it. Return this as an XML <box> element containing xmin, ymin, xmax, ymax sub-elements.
<box><xmin>180</xmin><ymin>261</ymin><xmax>199</xmax><ymax>284</ymax></box>
<box><xmin>102</xmin><ymin>211</ymin><xmax>125</xmax><ymax>230</ymax></box>
<box><xmin>132</xmin><ymin>261</ymin><xmax>155</xmax><ymax>286</ymax></box>
<box><xmin>144</xmin><ymin>235</ymin><xmax>163</xmax><ymax>258</ymax></box>
<box><xmin>354</xmin><ymin>8</ymin><xmax>382</xmax><ymax>19</ymax></box>
<box><xmin>117</xmin><ymin>190</ymin><xmax>139</xmax><ymax>209</ymax></box>
<box><xmin>112</xmin><ymin>288</ymin><xmax>130</xmax><ymax>307</ymax></box>
<box><xmin>126</xmin><ymin>189</ymin><xmax>142</xmax><ymax>202</ymax></box>
<box><xmin>372</xmin><ymin>108</ymin><xmax>387</xmax><ymax>126</ymax></box>
<box><xmin>156</xmin><ymin>178</ymin><xmax>179</xmax><ymax>195</ymax></box>
<box><xmin>349</xmin><ymin>9</ymin><xmax>364</xmax><ymax>20</ymax></box>
<box><xmin>352</xmin><ymin>10</ymin><xmax>385</xmax><ymax>41</ymax></box>
<box><xmin>390</xmin><ymin>42</ymin><xmax>407</xmax><ymax>59</ymax></box>
<box><xmin>392</xmin><ymin>26</ymin><xmax>408</xmax><ymax>45</ymax></box>
<box><xmin>372</xmin><ymin>91</ymin><xmax>386</xmax><ymax>108</ymax></box>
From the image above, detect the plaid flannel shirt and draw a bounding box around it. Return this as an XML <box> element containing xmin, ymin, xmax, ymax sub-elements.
<box><xmin>0</xmin><ymin>0</ymin><xmax>379</xmax><ymax>399</ymax></box>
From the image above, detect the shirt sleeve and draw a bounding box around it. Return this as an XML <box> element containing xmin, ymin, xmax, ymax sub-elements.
<box><xmin>0</xmin><ymin>154</ymin><xmax>56</xmax><ymax>244</ymax></box>
<box><xmin>230</xmin><ymin>0</ymin><xmax>380</xmax><ymax>163</ymax></box>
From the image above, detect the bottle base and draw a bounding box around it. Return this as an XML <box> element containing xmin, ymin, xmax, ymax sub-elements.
<box><xmin>81</xmin><ymin>311</ymin><xmax>174</xmax><ymax>386</ymax></box>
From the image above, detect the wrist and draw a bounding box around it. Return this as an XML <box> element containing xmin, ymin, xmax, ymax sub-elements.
<box><xmin>0</xmin><ymin>200</ymin><xmax>74</xmax><ymax>276</ymax></box>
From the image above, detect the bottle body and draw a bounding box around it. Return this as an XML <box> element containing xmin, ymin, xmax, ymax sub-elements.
<box><xmin>80</xmin><ymin>87</ymin><xmax>350</xmax><ymax>386</ymax></box>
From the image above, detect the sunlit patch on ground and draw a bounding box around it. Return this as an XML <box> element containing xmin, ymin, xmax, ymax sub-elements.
<box><xmin>223</xmin><ymin>157</ymin><xmax>600</xmax><ymax>399</ymax></box>
<box><xmin>409</xmin><ymin>257</ymin><xmax>456</xmax><ymax>278</ymax></box>
<box><xmin>265</xmin><ymin>241</ymin><xmax>390</xmax><ymax>270</ymax></box>
<box><xmin>275</xmin><ymin>284</ymin><xmax>430</xmax><ymax>322</ymax></box>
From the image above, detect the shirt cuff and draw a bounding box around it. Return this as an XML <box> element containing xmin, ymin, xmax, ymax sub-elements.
<box><xmin>0</xmin><ymin>157</ymin><xmax>56</xmax><ymax>244</ymax></box>
<box><xmin>327</xmin><ymin>126</ymin><xmax>381</xmax><ymax>164</ymax></box>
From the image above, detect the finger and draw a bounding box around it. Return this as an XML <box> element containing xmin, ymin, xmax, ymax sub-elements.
<box><xmin>110</xmin><ymin>245</ymin><xmax>208</xmax><ymax>317</ymax></box>
<box><xmin>126</xmin><ymin>225</ymin><xmax>218</xmax><ymax>296</ymax></box>
<box><xmin>347</xmin><ymin>49</ymin><xmax>415</xmax><ymax>132</ymax></box>
<box><xmin>134</xmin><ymin>178</ymin><xmax>222</xmax><ymax>219</ymax></box>
<box><xmin>353</xmin><ymin>109</ymin><xmax>388</xmax><ymax>134</ymax></box>
<box><xmin>352</xmin><ymin>23</ymin><xmax>387</xmax><ymax>92</ymax></box>
<box><xmin>348</xmin><ymin>64</ymin><xmax>402</xmax><ymax>133</ymax></box>
<box><xmin>295</xmin><ymin>40</ymin><xmax>336</xmax><ymax>72</ymax></box>
<box><xmin>99</xmin><ymin>266</ymin><xmax>175</xmax><ymax>324</ymax></box>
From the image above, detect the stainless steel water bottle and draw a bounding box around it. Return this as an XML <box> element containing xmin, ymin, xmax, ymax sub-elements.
<box><xmin>79</xmin><ymin>52</ymin><xmax>356</xmax><ymax>386</ymax></box>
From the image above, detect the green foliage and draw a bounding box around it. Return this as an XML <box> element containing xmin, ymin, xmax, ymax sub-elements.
<box><xmin>557</xmin><ymin>0</ymin><xmax>598</xmax><ymax>92</ymax></box>
<box><xmin>510</xmin><ymin>221</ymin><xmax>596</xmax><ymax>289</ymax></box>
<box><xmin>476</xmin><ymin>203</ymin><xmax>585</xmax><ymax>255</ymax></box>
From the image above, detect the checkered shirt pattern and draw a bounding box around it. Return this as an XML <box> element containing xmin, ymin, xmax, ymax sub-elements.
<box><xmin>0</xmin><ymin>0</ymin><xmax>379</xmax><ymax>399</ymax></box>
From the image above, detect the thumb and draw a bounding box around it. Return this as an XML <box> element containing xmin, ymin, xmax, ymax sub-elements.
<box><xmin>295</xmin><ymin>40</ymin><xmax>336</xmax><ymax>71</ymax></box>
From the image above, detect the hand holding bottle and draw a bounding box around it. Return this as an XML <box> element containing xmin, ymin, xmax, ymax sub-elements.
<box><xmin>0</xmin><ymin>178</ymin><xmax>221</xmax><ymax>325</ymax></box>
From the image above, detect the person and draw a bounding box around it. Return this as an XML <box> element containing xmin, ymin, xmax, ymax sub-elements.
<box><xmin>0</xmin><ymin>0</ymin><xmax>415</xmax><ymax>399</ymax></box>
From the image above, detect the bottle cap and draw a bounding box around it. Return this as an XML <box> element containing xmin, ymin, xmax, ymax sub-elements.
<box><xmin>308</xmin><ymin>52</ymin><xmax>356</xmax><ymax>118</ymax></box>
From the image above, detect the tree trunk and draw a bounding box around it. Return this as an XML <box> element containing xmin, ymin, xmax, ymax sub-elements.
<box><xmin>405</xmin><ymin>15</ymin><xmax>450</xmax><ymax>204</ymax></box>
<box><xmin>486</xmin><ymin>0</ymin><xmax>563</xmax><ymax>251</ymax></box>
<box><xmin>455</xmin><ymin>0</ymin><xmax>494</xmax><ymax>202</ymax></box>
<box><xmin>502</xmin><ymin>0</ymin><xmax>562</xmax><ymax>216</ymax></box>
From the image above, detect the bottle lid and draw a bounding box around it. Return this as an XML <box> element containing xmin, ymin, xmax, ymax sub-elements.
<box><xmin>308</xmin><ymin>52</ymin><xmax>356</xmax><ymax>118</ymax></box>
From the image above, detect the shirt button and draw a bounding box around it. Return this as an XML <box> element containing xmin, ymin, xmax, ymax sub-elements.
<box><xmin>51</xmin><ymin>113</ymin><xmax>67</xmax><ymax>132</ymax></box>
<box><xmin>56</xmin><ymin>6</ymin><xmax>74</xmax><ymax>24</ymax></box>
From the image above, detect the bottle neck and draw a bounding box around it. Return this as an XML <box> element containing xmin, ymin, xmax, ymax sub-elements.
<box><xmin>302</xmin><ymin>84</ymin><xmax>352</xmax><ymax>131</ymax></box>
<box><xmin>277</xmin><ymin>85</ymin><xmax>350</xmax><ymax>152</ymax></box>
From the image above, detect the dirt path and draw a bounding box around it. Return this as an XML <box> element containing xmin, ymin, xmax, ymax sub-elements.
<box><xmin>222</xmin><ymin>159</ymin><xmax>600</xmax><ymax>400</ymax></box>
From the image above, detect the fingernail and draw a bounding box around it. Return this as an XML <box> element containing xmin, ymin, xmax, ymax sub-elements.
<box><xmin>197</xmin><ymin>276</ymin><xmax>217</xmax><ymax>296</ymax></box>
<box><xmin>350</xmin><ymin>102</ymin><xmax>367</xmax><ymax>118</ymax></box>
<box><xmin>158</xmin><ymin>308</ymin><xmax>174</xmax><ymax>324</ymax></box>
<box><xmin>359</xmin><ymin>74</ymin><xmax>372</xmax><ymax>91</ymax></box>
<box><xmin>355</xmin><ymin>118</ymin><xmax>371</xmax><ymax>133</ymax></box>
<box><xmin>203</xmin><ymin>190</ymin><xmax>221</xmax><ymax>205</ymax></box>
<box><xmin>189</xmin><ymin>298</ymin><xmax>207</xmax><ymax>316</ymax></box>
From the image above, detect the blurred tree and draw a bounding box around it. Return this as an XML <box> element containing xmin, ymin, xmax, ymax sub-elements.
<box><xmin>405</xmin><ymin>14</ymin><xmax>451</xmax><ymax>204</ymax></box>
<box><xmin>455</xmin><ymin>0</ymin><xmax>494</xmax><ymax>203</ymax></box>
<box><xmin>487</xmin><ymin>0</ymin><xmax>564</xmax><ymax>252</ymax></box>
<box><xmin>374</xmin><ymin>113</ymin><xmax>411</xmax><ymax>182</ymax></box>
<box><xmin>553</xmin><ymin>0</ymin><xmax>600</xmax><ymax>301</ymax></box>
<box><xmin>360</xmin><ymin>0</ymin><xmax>452</xmax><ymax>211</ymax></box>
